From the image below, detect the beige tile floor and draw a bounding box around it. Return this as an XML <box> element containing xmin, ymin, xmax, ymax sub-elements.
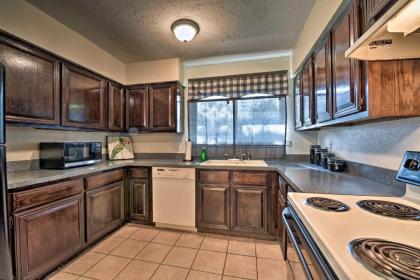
<box><xmin>47</xmin><ymin>223</ymin><xmax>287</xmax><ymax>280</ymax></box>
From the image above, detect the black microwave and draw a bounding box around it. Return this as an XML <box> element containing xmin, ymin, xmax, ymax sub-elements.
<box><xmin>40</xmin><ymin>142</ymin><xmax>102</xmax><ymax>169</ymax></box>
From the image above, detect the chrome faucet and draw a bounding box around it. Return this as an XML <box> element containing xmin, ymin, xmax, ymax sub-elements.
<box><xmin>223</xmin><ymin>153</ymin><xmax>230</xmax><ymax>160</ymax></box>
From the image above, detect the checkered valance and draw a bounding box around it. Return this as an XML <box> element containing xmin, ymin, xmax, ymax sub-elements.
<box><xmin>188</xmin><ymin>71</ymin><xmax>288</xmax><ymax>100</ymax></box>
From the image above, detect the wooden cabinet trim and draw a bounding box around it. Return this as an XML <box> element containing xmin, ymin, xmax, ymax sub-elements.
<box><xmin>129</xmin><ymin>168</ymin><xmax>149</xmax><ymax>179</ymax></box>
<box><xmin>12</xmin><ymin>178</ymin><xmax>83</xmax><ymax>212</ymax></box>
<box><xmin>108</xmin><ymin>82</ymin><xmax>125</xmax><ymax>131</ymax></box>
<box><xmin>126</xmin><ymin>85</ymin><xmax>149</xmax><ymax>131</ymax></box>
<box><xmin>197</xmin><ymin>184</ymin><xmax>230</xmax><ymax>231</ymax></box>
<box><xmin>232</xmin><ymin>171</ymin><xmax>268</xmax><ymax>186</ymax></box>
<box><xmin>148</xmin><ymin>83</ymin><xmax>177</xmax><ymax>131</ymax></box>
<box><xmin>198</xmin><ymin>170</ymin><xmax>230</xmax><ymax>185</ymax></box>
<box><xmin>85</xmin><ymin>169</ymin><xmax>124</xmax><ymax>191</ymax></box>
<box><xmin>128</xmin><ymin>179</ymin><xmax>150</xmax><ymax>222</ymax></box>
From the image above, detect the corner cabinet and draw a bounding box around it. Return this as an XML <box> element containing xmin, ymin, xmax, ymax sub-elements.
<box><xmin>108</xmin><ymin>82</ymin><xmax>125</xmax><ymax>131</ymax></box>
<box><xmin>331</xmin><ymin>0</ymin><xmax>363</xmax><ymax>118</ymax></box>
<box><xmin>126</xmin><ymin>82</ymin><xmax>184</xmax><ymax>133</ymax></box>
<box><xmin>0</xmin><ymin>35</ymin><xmax>60</xmax><ymax>125</ymax></box>
<box><xmin>197</xmin><ymin>170</ymin><xmax>275</xmax><ymax>239</ymax></box>
<box><xmin>61</xmin><ymin>63</ymin><xmax>107</xmax><ymax>130</ymax></box>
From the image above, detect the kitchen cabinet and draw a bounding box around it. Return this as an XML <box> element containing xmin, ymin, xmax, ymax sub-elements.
<box><xmin>12</xmin><ymin>179</ymin><xmax>84</xmax><ymax>280</ymax></box>
<box><xmin>302</xmin><ymin>59</ymin><xmax>314</xmax><ymax>126</ymax></box>
<box><xmin>126</xmin><ymin>82</ymin><xmax>184</xmax><ymax>133</ymax></box>
<box><xmin>363</xmin><ymin>0</ymin><xmax>397</xmax><ymax>30</ymax></box>
<box><xmin>127</xmin><ymin>167</ymin><xmax>152</xmax><ymax>224</ymax></box>
<box><xmin>85</xmin><ymin>169</ymin><xmax>124</xmax><ymax>243</ymax></box>
<box><xmin>197</xmin><ymin>170</ymin><xmax>275</xmax><ymax>238</ymax></box>
<box><xmin>278</xmin><ymin>176</ymin><xmax>289</xmax><ymax>260</ymax></box>
<box><xmin>149</xmin><ymin>83</ymin><xmax>177</xmax><ymax>131</ymax></box>
<box><xmin>294</xmin><ymin>73</ymin><xmax>303</xmax><ymax>129</ymax></box>
<box><xmin>126</xmin><ymin>85</ymin><xmax>149</xmax><ymax>132</ymax></box>
<box><xmin>331</xmin><ymin>0</ymin><xmax>363</xmax><ymax>118</ymax></box>
<box><xmin>313</xmin><ymin>35</ymin><xmax>332</xmax><ymax>123</ymax></box>
<box><xmin>61</xmin><ymin>63</ymin><xmax>107</xmax><ymax>130</ymax></box>
<box><xmin>108</xmin><ymin>82</ymin><xmax>125</xmax><ymax>131</ymax></box>
<box><xmin>0</xmin><ymin>35</ymin><xmax>60</xmax><ymax>126</ymax></box>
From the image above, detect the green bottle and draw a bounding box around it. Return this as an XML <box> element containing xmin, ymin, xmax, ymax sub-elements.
<box><xmin>200</xmin><ymin>148</ymin><xmax>207</xmax><ymax>162</ymax></box>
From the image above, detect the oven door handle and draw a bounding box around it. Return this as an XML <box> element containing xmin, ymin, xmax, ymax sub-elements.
<box><xmin>282</xmin><ymin>208</ymin><xmax>314</xmax><ymax>280</ymax></box>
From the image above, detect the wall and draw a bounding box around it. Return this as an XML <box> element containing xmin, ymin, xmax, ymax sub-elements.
<box><xmin>0</xmin><ymin>0</ymin><xmax>125</xmax><ymax>83</ymax></box>
<box><xmin>185</xmin><ymin>57</ymin><xmax>317</xmax><ymax>155</ymax></box>
<box><xmin>291</xmin><ymin>0</ymin><xmax>343</xmax><ymax>74</ymax></box>
<box><xmin>125</xmin><ymin>58</ymin><xmax>182</xmax><ymax>84</ymax></box>
<box><xmin>318</xmin><ymin>118</ymin><xmax>420</xmax><ymax>170</ymax></box>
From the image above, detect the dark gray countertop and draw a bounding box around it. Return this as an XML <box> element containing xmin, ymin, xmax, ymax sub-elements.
<box><xmin>7</xmin><ymin>159</ymin><xmax>405</xmax><ymax>197</ymax></box>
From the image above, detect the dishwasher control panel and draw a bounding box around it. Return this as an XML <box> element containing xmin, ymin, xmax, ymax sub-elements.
<box><xmin>152</xmin><ymin>167</ymin><xmax>195</xmax><ymax>180</ymax></box>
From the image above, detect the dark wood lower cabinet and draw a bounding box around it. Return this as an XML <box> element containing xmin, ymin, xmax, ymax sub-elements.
<box><xmin>197</xmin><ymin>184</ymin><xmax>230</xmax><ymax>231</ymax></box>
<box><xmin>128</xmin><ymin>179</ymin><xmax>150</xmax><ymax>223</ymax></box>
<box><xmin>14</xmin><ymin>195</ymin><xmax>84</xmax><ymax>280</ymax></box>
<box><xmin>231</xmin><ymin>185</ymin><xmax>268</xmax><ymax>234</ymax></box>
<box><xmin>86</xmin><ymin>181</ymin><xmax>124</xmax><ymax>243</ymax></box>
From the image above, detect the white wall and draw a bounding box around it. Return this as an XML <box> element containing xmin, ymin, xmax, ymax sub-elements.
<box><xmin>185</xmin><ymin>57</ymin><xmax>317</xmax><ymax>155</ymax></box>
<box><xmin>125</xmin><ymin>58</ymin><xmax>182</xmax><ymax>84</ymax></box>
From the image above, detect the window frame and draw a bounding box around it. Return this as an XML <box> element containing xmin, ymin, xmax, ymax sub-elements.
<box><xmin>188</xmin><ymin>95</ymin><xmax>287</xmax><ymax>148</ymax></box>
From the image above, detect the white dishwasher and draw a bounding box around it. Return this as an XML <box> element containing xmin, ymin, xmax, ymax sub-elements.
<box><xmin>152</xmin><ymin>167</ymin><xmax>196</xmax><ymax>231</ymax></box>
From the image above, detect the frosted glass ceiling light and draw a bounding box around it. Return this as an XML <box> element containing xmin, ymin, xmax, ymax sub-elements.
<box><xmin>171</xmin><ymin>19</ymin><xmax>199</xmax><ymax>42</ymax></box>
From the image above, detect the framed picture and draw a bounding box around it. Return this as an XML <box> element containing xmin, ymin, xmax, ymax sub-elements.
<box><xmin>107</xmin><ymin>136</ymin><xmax>134</xmax><ymax>160</ymax></box>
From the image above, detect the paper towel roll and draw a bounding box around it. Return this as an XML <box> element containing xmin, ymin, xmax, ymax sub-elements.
<box><xmin>185</xmin><ymin>140</ymin><xmax>192</xmax><ymax>161</ymax></box>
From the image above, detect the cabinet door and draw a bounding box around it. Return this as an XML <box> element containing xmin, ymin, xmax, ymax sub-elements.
<box><xmin>149</xmin><ymin>83</ymin><xmax>177</xmax><ymax>131</ymax></box>
<box><xmin>14</xmin><ymin>195</ymin><xmax>84</xmax><ymax>280</ymax></box>
<box><xmin>313</xmin><ymin>35</ymin><xmax>332</xmax><ymax>123</ymax></box>
<box><xmin>302</xmin><ymin>59</ymin><xmax>314</xmax><ymax>126</ymax></box>
<box><xmin>128</xmin><ymin>179</ymin><xmax>151</xmax><ymax>223</ymax></box>
<box><xmin>197</xmin><ymin>184</ymin><xmax>230</xmax><ymax>231</ymax></box>
<box><xmin>108</xmin><ymin>82</ymin><xmax>125</xmax><ymax>131</ymax></box>
<box><xmin>364</xmin><ymin>0</ymin><xmax>397</xmax><ymax>29</ymax></box>
<box><xmin>331</xmin><ymin>1</ymin><xmax>363</xmax><ymax>118</ymax></box>
<box><xmin>0</xmin><ymin>36</ymin><xmax>60</xmax><ymax>125</ymax></box>
<box><xmin>126</xmin><ymin>86</ymin><xmax>149</xmax><ymax>132</ymax></box>
<box><xmin>86</xmin><ymin>181</ymin><xmax>124</xmax><ymax>243</ymax></box>
<box><xmin>231</xmin><ymin>185</ymin><xmax>268</xmax><ymax>234</ymax></box>
<box><xmin>61</xmin><ymin>63</ymin><xmax>106</xmax><ymax>129</ymax></box>
<box><xmin>294</xmin><ymin>73</ymin><xmax>303</xmax><ymax>128</ymax></box>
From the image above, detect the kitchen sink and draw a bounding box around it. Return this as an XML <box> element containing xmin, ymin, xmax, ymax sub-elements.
<box><xmin>200</xmin><ymin>159</ymin><xmax>268</xmax><ymax>167</ymax></box>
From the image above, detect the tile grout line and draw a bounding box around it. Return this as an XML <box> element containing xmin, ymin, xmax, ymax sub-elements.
<box><xmin>185</xmin><ymin>232</ymin><xmax>206</xmax><ymax>279</ymax></box>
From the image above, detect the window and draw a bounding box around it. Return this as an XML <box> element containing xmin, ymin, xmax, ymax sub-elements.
<box><xmin>188</xmin><ymin>71</ymin><xmax>288</xmax><ymax>158</ymax></box>
<box><xmin>188</xmin><ymin>96</ymin><xmax>286</xmax><ymax>146</ymax></box>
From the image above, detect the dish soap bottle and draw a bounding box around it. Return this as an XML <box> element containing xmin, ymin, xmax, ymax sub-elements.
<box><xmin>200</xmin><ymin>148</ymin><xmax>207</xmax><ymax>162</ymax></box>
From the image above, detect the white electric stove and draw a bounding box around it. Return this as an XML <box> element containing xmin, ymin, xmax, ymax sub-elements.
<box><xmin>283</xmin><ymin>151</ymin><xmax>420</xmax><ymax>280</ymax></box>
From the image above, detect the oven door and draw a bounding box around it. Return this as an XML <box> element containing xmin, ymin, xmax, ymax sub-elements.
<box><xmin>282</xmin><ymin>206</ymin><xmax>337</xmax><ymax>280</ymax></box>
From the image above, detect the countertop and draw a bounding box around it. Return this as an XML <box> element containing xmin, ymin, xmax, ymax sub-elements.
<box><xmin>7</xmin><ymin>159</ymin><xmax>405</xmax><ymax>197</ymax></box>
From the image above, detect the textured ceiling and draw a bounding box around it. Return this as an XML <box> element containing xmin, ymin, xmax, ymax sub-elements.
<box><xmin>26</xmin><ymin>0</ymin><xmax>315</xmax><ymax>63</ymax></box>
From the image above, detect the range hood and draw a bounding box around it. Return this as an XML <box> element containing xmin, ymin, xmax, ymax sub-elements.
<box><xmin>346</xmin><ymin>0</ymin><xmax>420</xmax><ymax>60</ymax></box>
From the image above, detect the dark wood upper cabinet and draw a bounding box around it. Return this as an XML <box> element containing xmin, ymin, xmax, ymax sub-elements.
<box><xmin>363</xmin><ymin>0</ymin><xmax>397</xmax><ymax>30</ymax></box>
<box><xmin>302</xmin><ymin>59</ymin><xmax>314</xmax><ymax>126</ymax></box>
<box><xmin>331</xmin><ymin>0</ymin><xmax>363</xmax><ymax>118</ymax></box>
<box><xmin>294</xmin><ymin>73</ymin><xmax>303</xmax><ymax>129</ymax></box>
<box><xmin>126</xmin><ymin>85</ymin><xmax>149</xmax><ymax>132</ymax></box>
<box><xmin>14</xmin><ymin>195</ymin><xmax>84</xmax><ymax>280</ymax></box>
<box><xmin>149</xmin><ymin>83</ymin><xmax>177</xmax><ymax>131</ymax></box>
<box><xmin>313</xmin><ymin>35</ymin><xmax>332</xmax><ymax>123</ymax></box>
<box><xmin>0</xmin><ymin>36</ymin><xmax>60</xmax><ymax>125</ymax></box>
<box><xmin>108</xmin><ymin>82</ymin><xmax>125</xmax><ymax>131</ymax></box>
<box><xmin>61</xmin><ymin>63</ymin><xmax>106</xmax><ymax>129</ymax></box>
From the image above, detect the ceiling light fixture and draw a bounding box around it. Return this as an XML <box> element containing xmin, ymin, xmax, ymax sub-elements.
<box><xmin>171</xmin><ymin>19</ymin><xmax>199</xmax><ymax>42</ymax></box>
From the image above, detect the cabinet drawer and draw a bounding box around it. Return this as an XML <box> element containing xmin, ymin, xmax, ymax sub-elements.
<box><xmin>85</xmin><ymin>169</ymin><xmax>124</xmax><ymax>190</ymax></box>
<box><xmin>12</xmin><ymin>178</ymin><xmax>83</xmax><ymax>212</ymax></box>
<box><xmin>129</xmin><ymin>167</ymin><xmax>149</xmax><ymax>179</ymax></box>
<box><xmin>199</xmin><ymin>170</ymin><xmax>230</xmax><ymax>185</ymax></box>
<box><xmin>232</xmin><ymin>172</ymin><xmax>267</xmax><ymax>186</ymax></box>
